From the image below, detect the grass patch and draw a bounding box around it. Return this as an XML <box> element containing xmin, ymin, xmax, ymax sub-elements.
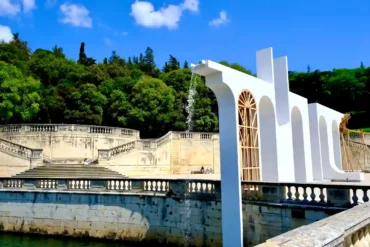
<box><xmin>355</xmin><ymin>127</ymin><xmax>370</xmax><ymax>132</ymax></box>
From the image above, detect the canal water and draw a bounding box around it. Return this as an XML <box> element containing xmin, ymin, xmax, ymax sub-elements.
<box><xmin>0</xmin><ymin>233</ymin><xmax>163</xmax><ymax>247</ymax></box>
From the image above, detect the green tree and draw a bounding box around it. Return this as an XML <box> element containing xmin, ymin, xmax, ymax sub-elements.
<box><xmin>0</xmin><ymin>61</ymin><xmax>41</xmax><ymax>123</ymax></box>
<box><xmin>64</xmin><ymin>83</ymin><xmax>107</xmax><ymax>124</ymax></box>
<box><xmin>219</xmin><ymin>61</ymin><xmax>252</xmax><ymax>75</ymax></box>
<box><xmin>127</xmin><ymin>76</ymin><xmax>176</xmax><ymax>137</ymax></box>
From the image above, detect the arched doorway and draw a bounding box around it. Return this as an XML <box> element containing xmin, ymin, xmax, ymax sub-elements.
<box><xmin>259</xmin><ymin>96</ymin><xmax>279</xmax><ymax>181</ymax></box>
<box><xmin>319</xmin><ymin>116</ymin><xmax>330</xmax><ymax>169</ymax></box>
<box><xmin>291</xmin><ymin>107</ymin><xmax>306</xmax><ymax>182</ymax></box>
<box><xmin>238</xmin><ymin>90</ymin><xmax>260</xmax><ymax>181</ymax></box>
<box><xmin>332</xmin><ymin>120</ymin><xmax>341</xmax><ymax>170</ymax></box>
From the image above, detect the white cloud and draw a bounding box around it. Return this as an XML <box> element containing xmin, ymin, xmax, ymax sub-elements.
<box><xmin>0</xmin><ymin>0</ymin><xmax>21</xmax><ymax>16</ymax></box>
<box><xmin>22</xmin><ymin>0</ymin><xmax>36</xmax><ymax>13</ymax></box>
<box><xmin>0</xmin><ymin>25</ymin><xmax>13</xmax><ymax>43</ymax></box>
<box><xmin>182</xmin><ymin>0</ymin><xmax>199</xmax><ymax>12</ymax></box>
<box><xmin>45</xmin><ymin>0</ymin><xmax>57</xmax><ymax>8</ymax></box>
<box><xmin>209</xmin><ymin>10</ymin><xmax>230</xmax><ymax>27</ymax></box>
<box><xmin>130</xmin><ymin>0</ymin><xmax>199</xmax><ymax>30</ymax></box>
<box><xmin>59</xmin><ymin>3</ymin><xmax>92</xmax><ymax>28</ymax></box>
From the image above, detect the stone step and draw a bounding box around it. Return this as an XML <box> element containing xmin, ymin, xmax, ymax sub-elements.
<box><xmin>17</xmin><ymin>172</ymin><xmax>122</xmax><ymax>176</ymax></box>
<box><xmin>19</xmin><ymin>168</ymin><xmax>122</xmax><ymax>173</ymax></box>
<box><xmin>11</xmin><ymin>164</ymin><xmax>126</xmax><ymax>179</ymax></box>
<box><xmin>29</xmin><ymin>167</ymin><xmax>114</xmax><ymax>171</ymax></box>
<box><xmin>18</xmin><ymin>174</ymin><xmax>123</xmax><ymax>178</ymax></box>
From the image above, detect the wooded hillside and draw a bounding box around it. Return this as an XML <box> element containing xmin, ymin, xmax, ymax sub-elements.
<box><xmin>0</xmin><ymin>33</ymin><xmax>368</xmax><ymax>138</ymax></box>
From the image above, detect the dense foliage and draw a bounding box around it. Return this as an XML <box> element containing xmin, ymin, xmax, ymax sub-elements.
<box><xmin>0</xmin><ymin>34</ymin><xmax>369</xmax><ymax>137</ymax></box>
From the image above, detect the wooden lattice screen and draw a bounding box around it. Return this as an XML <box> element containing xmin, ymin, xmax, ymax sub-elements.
<box><xmin>238</xmin><ymin>90</ymin><xmax>260</xmax><ymax>181</ymax></box>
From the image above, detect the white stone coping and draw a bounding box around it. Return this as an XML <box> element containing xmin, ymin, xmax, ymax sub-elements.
<box><xmin>0</xmin><ymin>124</ymin><xmax>140</xmax><ymax>137</ymax></box>
<box><xmin>256</xmin><ymin>201</ymin><xmax>370</xmax><ymax>246</ymax></box>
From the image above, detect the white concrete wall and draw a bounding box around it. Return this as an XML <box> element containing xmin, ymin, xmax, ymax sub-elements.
<box><xmin>193</xmin><ymin>47</ymin><xmax>365</xmax><ymax>247</ymax></box>
<box><xmin>289</xmin><ymin>93</ymin><xmax>313</xmax><ymax>182</ymax></box>
<box><xmin>308</xmin><ymin>103</ymin><xmax>363</xmax><ymax>181</ymax></box>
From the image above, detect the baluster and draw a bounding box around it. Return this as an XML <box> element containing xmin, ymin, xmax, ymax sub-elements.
<box><xmin>353</xmin><ymin>231</ymin><xmax>362</xmax><ymax>247</ymax></box>
<box><xmin>287</xmin><ymin>186</ymin><xmax>293</xmax><ymax>200</ymax></box>
<box><xmin>205</xmin><ymin>183</ymin><xmax>210</xmax><ymax>193</ymax></box>
<box><xmin>76</xmin><ymin>180</ymin><xmax>80</xmax><ymax>189</ymax></box>
<box><xmin>345</xmin><ymin>235</ymin><xmax>354</xmax><ymax>247</ymax></box>
<box><xmin>352</xmin><ymin>189</ymin><xmax>359</xmax><ymax>205</ymax></box>
<box><xmin>143</xmin><ymin>181</ymin><xmax>147</xmax><ymax>191</ymax></box>
<box><xmin>302</xmin><ymin>186</ymin><xmax>308</xmax><ymax>201</ymax></box>
<box><xmin>153</xmin><ymin>181</ymin><xmax>156</xmax><ymax>191</ymax></box>
<box><xmin>319</xmin><ymin>187</ymin><xmax>325</xmax><ymax>203</ymax></box>
<box><xmin>365</xmin><ymin>226</ymin><xmax>370</xmax><ymax>244</ymax></box>
<box><xmin>294</xmin><ymin>186</ymin><xmax>300</xmax><ymax>201</ymax></box>
<box><xmin>148</xmin><ymin>181</ymin><xmax>152</xmax><ymax>191</ymax></box>
<box><xmin>363</xmin><ymin>189</ymin><xmax>369</xmax><ymax>203</ymax></box>
<box><xmin>360</xmin><ymin>228</ymin><xmax>369</xmax><ymax>247</ymax></box>
<box><xmin>310</xmin><ymin>187</ymin><xmax>316</xmax><ymax>202</ymax></box>
<box><xmin>146</xmin><ymin>181</ymin><xmax>150</xmax><ymax>191</ymax></box>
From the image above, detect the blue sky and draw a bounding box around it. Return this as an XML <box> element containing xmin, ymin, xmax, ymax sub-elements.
<box><xmin>0</xmin><ymin>0</ymin><xmax>370</xmax><ymax>73</ymax></box>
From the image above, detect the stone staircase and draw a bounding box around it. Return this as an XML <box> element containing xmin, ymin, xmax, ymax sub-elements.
<box><xmin>12</xmin><ymin>164</ymin><xmax>126</xmax><ymax>179</ymax></box>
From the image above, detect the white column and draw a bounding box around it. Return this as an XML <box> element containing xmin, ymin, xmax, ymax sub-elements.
<box><xmin>206</xmin><ymin>73</ymin><xmax>243</xmax><ymax>247</ymax></box>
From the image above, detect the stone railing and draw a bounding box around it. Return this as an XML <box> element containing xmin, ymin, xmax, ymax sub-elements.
<box><xmin>242</xmin><ymin>181</ymin><xmax>370</xmax><ymax>207</ymax></box>
<box><xmin>256</xmin><ymin>200</ymin><xmax>370</xmax><ymax>247</ymax></box>
<box><xmin>137</xmin><ymin>132</ymin><xmax>173</xmax><ymax>150</ymax></box>
<box><xmin>0</xmin><ymin>177</ymin><xmax>220</xmax><ymax>197</ymax></box>
<box><xmin>97</xmin><ymin>131</ymin><xmax>219</xmax><ymax>160</ymax></box>
<box><xmin>0</xmin><ymin>178</ymin><xmax>368</xmax><ymax>207</ymax></box>
<box><xmin>0</xmin><ymin>138</ymin><xmax>42</xmax><ymax>160</ymax></box>
<box><xmin>171</xmin><ymin>131</ymin><xmax>219</xmax><ymax>140</ymax></box>
<box><xmin>98</xmin><ymin>141</ymin><xmax>136</xmax><ymax>160</ymax></box>
<box><xmin>0</xmin><ymin>124</ymin><xmax>140</xmax><ymax>138</ymax></box>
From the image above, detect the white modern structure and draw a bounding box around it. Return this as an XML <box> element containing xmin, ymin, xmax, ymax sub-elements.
<box><xmin>191</xmin><ymin>47</ymin><xmax>364</xmax><ymax>247</ymax></box>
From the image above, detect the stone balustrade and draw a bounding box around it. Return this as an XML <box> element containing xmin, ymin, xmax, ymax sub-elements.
<box><xmin>242</xmin><ymin>181</ymin><xmax>370</xmax><ymax>207</ymax></box>
<box><xmin>0</xmin><ymin>124</ymin><xmax>140</xmax><ymax>138</ymax></box>
<box><xmin>171</xmin><ymin>131</ymin><xmax>219</xmax><ymax>140</ymax></box>
<box><xmin>97</xmin><ymin>131</ymin><xmax>219</xmax><ymax>160</ymax></box>
<box><xmin>98</xmin><ymin>141</ymin><xmax>136</xmax><ymax>160</ymax></box>
<box><xmin>0</xmin><ymin>138</ymin><xmax>42</xmax><ymax>160</ymax></box>
<box><xmin>0</xmin><ymin>177</ymin><xmax>221</xmax><ymax>197</ymax></box>
<box><xmin>0</xmin><ymin>178</ymin><xmax>368</xmax><ymax>208</ymax></box>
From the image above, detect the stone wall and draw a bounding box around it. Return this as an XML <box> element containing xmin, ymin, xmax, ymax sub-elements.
<box><xmin>0</xmin><ymin>138</ymin><xmax>43</xmax><ymax>177</ymax></box>
<box><xmin>0</xmin><ymin>124</ymin><xmax>139</xmax><ymax>160</ymax></box>
<box><xmin>99</xmin><ymin>132</ymin><xmax>220</xmax><ymax>176</ymax></box>
<box><xmin>256</xmin><ymin>201</ymin><xmax>370</xmax><ymax>247</ymax></box>
<box><xmin>0</xmin><ymin>188</ymin><xmax>344</xmax><ymax>247</ymax></box>
<box><xmin>0</xmin><ymin>124</ymin><xmax>220</xmax><ymax>176</ymax></box>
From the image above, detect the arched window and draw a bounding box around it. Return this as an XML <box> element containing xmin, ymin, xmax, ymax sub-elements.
<box><xmin>238</xmin><ymin>90</ymin><xmax>260</xmax><ymax>181</ymax></box>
